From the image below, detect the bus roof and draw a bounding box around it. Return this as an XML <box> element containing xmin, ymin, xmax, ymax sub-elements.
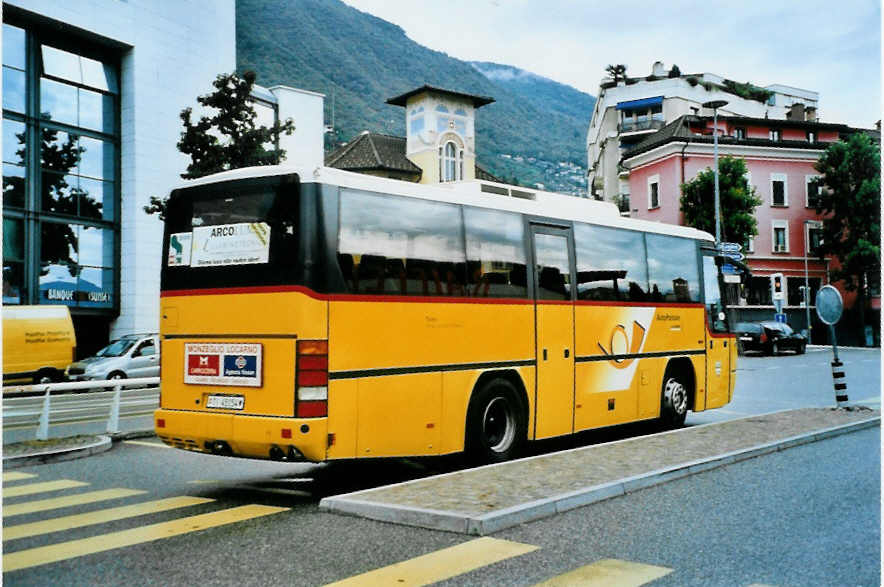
<box><xmin>176</xmin><ymin>165</ymin><xmax>715</xmax><ymax>242</ymax></box>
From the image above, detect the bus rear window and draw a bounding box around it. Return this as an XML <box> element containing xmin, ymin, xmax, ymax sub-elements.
<box><xmin>161</xmin><ymin>175</ymin><xmax>299</xmax><ymax>291</ymax></box>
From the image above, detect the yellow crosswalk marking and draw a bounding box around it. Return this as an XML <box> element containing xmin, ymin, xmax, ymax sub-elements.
<box><xmin>325</xmin><ymin>537</ymin><xmax>538</xmax><ymax>586</ymax></box>
<box><xmin>3</xmin><ymin>472</ymin><xmax>37</xmax><ymax>482</ymax></box>
<box><xmin>3</xmin><ymin>504</ymin><xmax>288</xmax><ymax>572</ymax></box>
<box><xmin>4</xmin><ymin>496</ymin><xmax>215</xmax><ymax>541</ymax></box>
<box><xmin>124</xmin><ymin>440</ymin><xmax>172</xmax><ymax>449</ymax></box>
<box><xmin>3</xmin><ymin>480</ymin><xmax>88</xmax><ymax>498</ymax></box>
<box><xmin>3</xmin><ymin>488</ymin><xmax>147</xmax><ymax>517</ymax></box>
<box><xmin>534</xmin><ymin>558</ymin><xmax>673</xmax><ymax>586</ymax></box>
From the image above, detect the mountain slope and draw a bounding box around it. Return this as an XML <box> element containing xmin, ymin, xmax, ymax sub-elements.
<box><xmin>470</xmin><ymin>61</ymin><xmax>595</xmax><ymax>134</ymax></box>
<box><xmin>236</xmin><ymin>0</ymin><xmax>594</xmax><ymax>193</ymax></box>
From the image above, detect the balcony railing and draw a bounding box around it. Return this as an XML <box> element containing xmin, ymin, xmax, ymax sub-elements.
<box><xmin>619</xmin><ymin>119</ymin><xmax>665</xmax><ymax>133</ymax></box>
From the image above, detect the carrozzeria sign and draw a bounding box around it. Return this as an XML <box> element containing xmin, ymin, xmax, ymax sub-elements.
<box><xmin>184</xmin><ymin>343</ymin><xmax>263</xmax><ymax>387</ymax></box>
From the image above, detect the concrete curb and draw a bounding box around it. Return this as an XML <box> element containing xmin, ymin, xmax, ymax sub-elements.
<box><xmin>3</xmin><ymin>435</ymin><xmax>113</xmax><ymax>469</ymax></box>
<box><xmin>320</xmin><ymin>415</ymin><xmax>880</xmax><ymax>535</ymax></box>
<box><xmin>807</xmin><ymin>345</ymin><xmax>880</xmax><ymax>351</ymax></box>
<box><xmin>110</xmin><ymin>430</ymin><xmax>156</xmax><ymax>441</ymax></box>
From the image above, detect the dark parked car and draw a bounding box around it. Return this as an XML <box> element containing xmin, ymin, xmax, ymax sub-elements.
<box><xmin>735</xmin><ymin>321</ymin><xmax>807</xmax><ymax>355</ymax></box>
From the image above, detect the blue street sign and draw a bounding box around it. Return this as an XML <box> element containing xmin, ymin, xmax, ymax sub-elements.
<box><xmin>775</xmin><ymin>313</ymin><xmax>787</xmax><ymax>323</ymax></box>
<box><xmin>719</xmin><ymin>242</ymin><xmax>742</xmax><ymax>254</ymax></box>
<box><xmin>721</xmin><ymin>263</ymin><xmax>740</xmax><ymax>274</ymax></box>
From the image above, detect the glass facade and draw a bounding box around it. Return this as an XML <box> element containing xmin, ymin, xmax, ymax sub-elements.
<box><xmin>2</xmin><ymin>19</ymin><xmax>120</xmax><ymax>313</ymax></box>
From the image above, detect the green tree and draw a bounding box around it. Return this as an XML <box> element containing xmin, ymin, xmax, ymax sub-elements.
<box><xmin>605</xmin><ymin>64</ymin><xmax>627</xmax><ymax>83</ymax></box>
<box><xmin>143</xmin><ymin>70</ymin><xmax>295</xmax><ymax>218</ymax></box>
<box><xmin>679</xmin><ymin>156</ymin><xmax>762</xmax><ymax>246</ymax></box>
<box><xmin>813</xmin><ymin>132</ymin><xmax>881</xmax><ymax>340</ymax></box>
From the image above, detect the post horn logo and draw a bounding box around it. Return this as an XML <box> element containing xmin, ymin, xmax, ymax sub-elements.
<box><xmin>597</xmin><ymin>321</ymin><xmax>646</xmax><ymax>369</ymax></box>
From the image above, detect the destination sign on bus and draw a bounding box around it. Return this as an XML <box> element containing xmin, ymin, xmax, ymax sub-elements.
<box><xmin>184</xmin><ymin>342</ymin><xmax>263</xmax><ymax>387</ymax></box>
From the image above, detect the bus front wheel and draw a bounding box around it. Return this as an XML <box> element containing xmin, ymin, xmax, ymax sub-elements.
<box><xmin>660</xmin><ymin>371</ymin><xmax>689</xmax><ymax>429</ymax></box>
<box><xmin>465</xmin><ymin>378</ymin><xmax>526</xmax><ymax>465</ymax></box>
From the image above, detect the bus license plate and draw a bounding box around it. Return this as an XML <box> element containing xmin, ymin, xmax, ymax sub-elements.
<box><xmin>206</xmin><ymin>395</ymin><xmax>244</xmax><ymax>410</ymax></box>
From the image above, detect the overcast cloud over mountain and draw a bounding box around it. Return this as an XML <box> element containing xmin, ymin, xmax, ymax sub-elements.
<box><xmin>236</xmin><ymin>0</ymin><xmax>596</xmax><ymax>193</ymax></box>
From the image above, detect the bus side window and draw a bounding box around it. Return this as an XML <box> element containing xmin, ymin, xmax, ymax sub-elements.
<box><xmin>357</xmin><ymin>254</ymin><xmax>387</xmax><ymax>294</ymax></box>
<box><xmin>464</xmin><ymin>207</ymin><xmax>528</xmax><ymax>299</ymax></box>
<box><xmin>406</xmin><ymin>259</ymin><xmax>441</xmax><ymax>296</ymax></box>
<box><xmin>337</xmin><ymin>254</ymin><xmax>356</xmax><ymax>291</ymax></box>
<box><xmin>647</xmin><ymin>234</ymin><xmax>700</xmax><ymax>303</ymax></box>
<box><xmin>574</xmin><ymin>223</ymin><xmax>648</xmax><ymax>302</ymax></box>
<box><xmin>386</xmin><ymin>258</ymin><xmax>407</xmax><ymax>295</ymax></box>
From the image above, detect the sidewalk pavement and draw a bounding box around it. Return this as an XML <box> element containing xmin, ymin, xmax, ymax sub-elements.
<box><xmin>320</xmin><ymin>407</ymin><xmax>880</xmax><ymax>535</ymax></box>
<box><xmin>2</xmin><ymin>430</ymin><xmax>155</xmax><ymax>469</ymax></box>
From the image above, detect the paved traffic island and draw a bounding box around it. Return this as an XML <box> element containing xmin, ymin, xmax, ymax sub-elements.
<box><xmin>3</xmin><ymin>435</ymin><xmax>112</xmax><ymax>468</ymax></box>
<box><xmin>320</xmin><ymin>407</ymin><xmax>880</xmax><ymax>535</ymax></box>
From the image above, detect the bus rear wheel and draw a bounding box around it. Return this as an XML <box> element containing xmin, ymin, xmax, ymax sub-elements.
<box><xmin>465</xmin><ymin>377</ymin><xmax>525</xmax><ymax>465</ymax></box>
<box><xmin>660</xmin><ymin>371</ymin><xmax>689</xmax><ymax>429</ymax></box>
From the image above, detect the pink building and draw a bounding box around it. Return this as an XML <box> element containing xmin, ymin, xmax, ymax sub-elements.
<box><xmin>622</xmin><ymin>113</ymin><xmax>878</xmax><ymax>344</ymax></box>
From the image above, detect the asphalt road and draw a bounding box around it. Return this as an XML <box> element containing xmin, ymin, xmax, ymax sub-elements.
<box><xmin>687</xmin><ymin>346</ymin><xmax>881</xmax><ymax>426</ymax></box>
<box><xmin>2</xmin><ymin>347</ymin><xmax>880</xmax><ymax>585</ymax></box>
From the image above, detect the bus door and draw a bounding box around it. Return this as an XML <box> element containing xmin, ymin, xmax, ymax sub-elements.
<box><xmin>702</xmin><ymin>252</ymin><xmax>731</xmax><ymax>409</ymax></box>
<box><xmin>531</xmin><ymin>225</ymin><xmax>576</xmax><ymax>439</ymax></box>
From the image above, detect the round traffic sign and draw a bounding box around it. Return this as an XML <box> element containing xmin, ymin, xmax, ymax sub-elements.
<box><xmin>815</xmin><ymin>285</ymin><xmax>843</xmax><ymax>325</ymax></box>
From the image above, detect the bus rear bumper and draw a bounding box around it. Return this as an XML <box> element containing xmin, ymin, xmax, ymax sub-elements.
<box><xmin>154</xmin><ymin>409</ymin><xmax>328</xmax><ymax>462</ymax></box>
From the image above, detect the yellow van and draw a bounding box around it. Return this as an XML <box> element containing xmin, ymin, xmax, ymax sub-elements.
<box><xmin>3</xmin><ymin>305</ymin><xmax>76</xmax><ymax>384</ymax></box>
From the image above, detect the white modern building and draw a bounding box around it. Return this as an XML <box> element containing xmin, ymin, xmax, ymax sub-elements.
<box><xmin>2</xmin><ymin>2</ymin><xmax>328</xmax><ymax>356</ymax></box>
<box><xmin>2</xmin><ymin>1</ymin><xmax>236</xmax><ymax>353</ymax></box>
<box><xmin>586</xmin><ymin>61</ymin><xmax>819</xmax><ymax>205</ymax></box>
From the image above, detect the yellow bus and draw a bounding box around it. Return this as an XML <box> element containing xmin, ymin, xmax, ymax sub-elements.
<box><xmin>155</xmin><ymin>166</ymin><xmax>736</xmax><ymax>464</ymax></box>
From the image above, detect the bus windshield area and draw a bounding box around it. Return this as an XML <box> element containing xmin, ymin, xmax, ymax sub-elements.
<box><xmin>161</xmin><ymin>176</ymin><xmax>299</xmax><ymax>291</ymax></box>
<box><xmin>703</xmin><ymin>255</ymin><xmax>729</xmax><ymax>333</ymax></box>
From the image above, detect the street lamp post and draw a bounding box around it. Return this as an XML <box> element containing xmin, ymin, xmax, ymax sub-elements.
<box><xmin>703</xmin><ymin>100</ymin><xmax>729</xmax><ymax>247</ymax></box>
<box><xmin>804</xmin><ymin>220</ymin><xmax>813</xmax><ymax>338</ymax></box>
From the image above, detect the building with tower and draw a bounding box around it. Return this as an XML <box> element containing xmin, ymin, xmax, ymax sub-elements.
<box><xmin>326</xmin><ymin>85</ymin><xmax>499</xmax><ymax>184</ymax></box>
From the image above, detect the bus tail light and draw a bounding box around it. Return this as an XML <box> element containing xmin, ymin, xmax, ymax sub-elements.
<box><xmin>296</xmin><ymin>340</ymin><xmax>328</xmax><ymax>418</ymax></box>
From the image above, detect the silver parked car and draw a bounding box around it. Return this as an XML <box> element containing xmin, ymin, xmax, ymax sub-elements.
<box><xmin>66</xmin><ymin>333</ymin><xmax>160</xmax><ymax>381</ymax></box>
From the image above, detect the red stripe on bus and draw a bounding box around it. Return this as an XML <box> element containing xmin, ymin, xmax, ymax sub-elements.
<box><xmin>161</xmin><ymin>286</ymin><xmax>533</xmax><ymax>305</ymax></box>
<box><xmin>161</xmin><ymin>286</ymin><xmax>709</xmax><ymax>309</ymax></box>
<box><xmin>575</xmin><ymin>300</ymin><xmax>703</xmax><ymax>309</ymax></box>
<box><xmin>328</xmin><ymin>293</ymin><xmax>533</xmax><ymax>305</ymax></box>
<box><xmin>161</xmin><ymin>285</ymin><xmax>323</xmax><ymax>299</ymax></box>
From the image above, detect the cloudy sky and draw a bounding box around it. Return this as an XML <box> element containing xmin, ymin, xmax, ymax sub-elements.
<box><xmin>342</xmin><ymin>0</ymin><xmax>880</xmax><ymax>128</ymax></box>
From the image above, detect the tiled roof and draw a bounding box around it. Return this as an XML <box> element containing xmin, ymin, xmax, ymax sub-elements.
<box><xmin>621</xmin><ymin>115</ymin><xmax>693</xmax><ymax>158</ymax></box>
<box><xmin>475</xmin><ymin>164</ymin><xmax>501</xmax><ymax>183</ymax></box>
<box><xmin>325</xmin><ymin>132</ymin><xmax>422</xmax><ymax>174</ymax></box>
<box><xmin>622</xmin><ymin>115</ymin><xmax>854</xmax><ymax>161</ymax></box>
<box><xmin>326</xmin><ymin>131</ymin><xmax>502</xmax><ymax>182</ymax></box>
